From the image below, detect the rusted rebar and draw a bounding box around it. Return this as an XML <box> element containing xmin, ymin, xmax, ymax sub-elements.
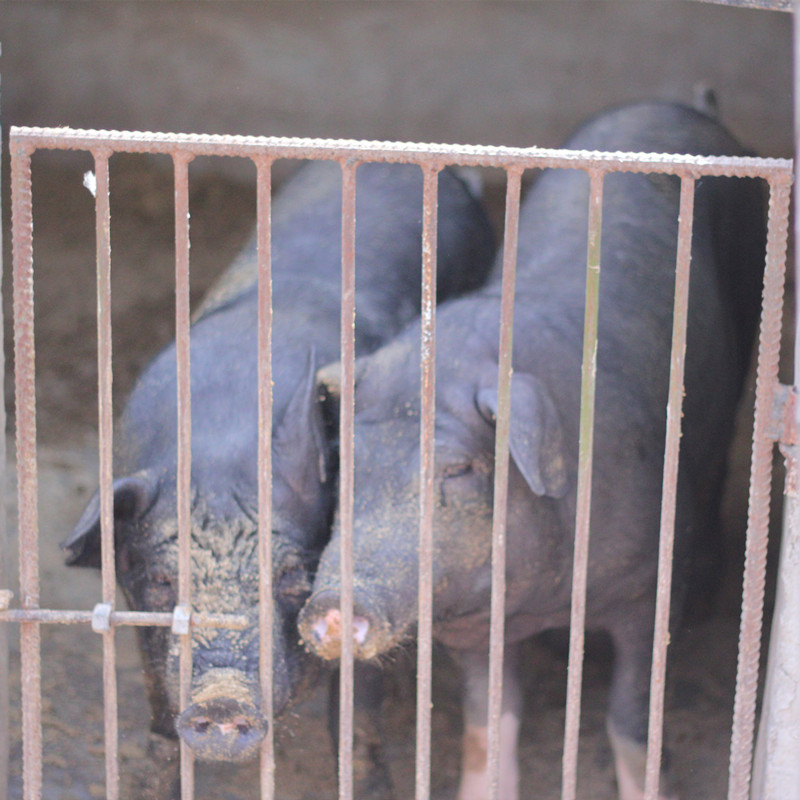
<box><xmin>255</xmin><ymin>155</ymin><xmax>276</xmax><ymax>800</ymax></box>
<box><xmin>5</xmin><ymin>125</ymin><xmax>794</xmax><ymax>800</ymax></box>
<box><xmin>338</xmin><ymin>159</ymin><xmax>358</xmax><ymax>800</ymax></box>
<box><xmin>561</xmin><ymin>169</ymin><xmax>604</xmax><ymax>800</ymax></box>
<box><xmin>93</xmin><ymin>149</ymin><xmax>120</xmax><ymax>800</ymax></box>
<box><xmin>643</xmin><ymin>176</ymin><xmax>696</xmax><ymax>800</ymax></box>
<box><xmin>485</xmin><ymin>166</ymin><xmax>523</xmax><ymax>800</ymax></box>
<box><xmin>728</xmin><ymin>175</ymin><xmax>793</xmax><ymax>800</ymax></box>
<box><xmin>173</xmin><ymin>152</ymin><xmax>195</xmax><ymax>800</ymax></box>
<box><xmin>415</xmin><ymin>164</ymin><xmax>439</xmax><ymax>800</ymax></box>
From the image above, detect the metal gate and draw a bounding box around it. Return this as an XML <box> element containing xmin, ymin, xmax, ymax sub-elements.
<box><xmin>0</xmin><ymin>124</ymin><xmax>794</xmax><ymax>800</ymax></box>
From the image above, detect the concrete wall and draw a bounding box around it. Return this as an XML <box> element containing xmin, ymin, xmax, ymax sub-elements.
<box><xmin>0</xmin><ymin>1</ymin><xmax>792</xmax><ymax>166</ymax></box>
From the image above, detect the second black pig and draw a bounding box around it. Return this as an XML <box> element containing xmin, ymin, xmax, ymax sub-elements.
<box><xmin>63</xmin><ymin>160</ymin><xmax>495</xmax><ymax>796</ymax></box>
<box><xmin>299</xmin><ymin>103</ymin><xmax>767</xmax><ymax>800</ymax></box>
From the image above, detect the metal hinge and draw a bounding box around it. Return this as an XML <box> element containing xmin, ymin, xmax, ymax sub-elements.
<box><xmin>769</xmin><ymin>384</ymin><xmax>797</xmax><ymax>446</ymax></box>
<box><xmin>771</xmin><ymin>384</ymin><xmax>799</xmax><ymax>497</ymax></box>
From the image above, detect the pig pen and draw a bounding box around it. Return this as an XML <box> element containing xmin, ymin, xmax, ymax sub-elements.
<box><xmin>1</xmin><ymin>137</ymin><xmax>791</xmax><ymax>800</ymax></box>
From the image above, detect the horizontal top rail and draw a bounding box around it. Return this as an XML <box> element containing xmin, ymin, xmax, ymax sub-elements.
<box><xmin>9</xmin><ymin>125</ymin><xmax>793</xmax><ymax>182</ymax></box>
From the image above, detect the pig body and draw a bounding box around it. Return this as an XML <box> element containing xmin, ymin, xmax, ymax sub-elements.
<box><xmin>63</xmin><ymin>160</ymin><xmax>495</xmax><ymax>792</ymax></box>
<box><xmin>300</xmin><ymin>104</ymin><xmax>766</xmax><ymax>800</ymax></box>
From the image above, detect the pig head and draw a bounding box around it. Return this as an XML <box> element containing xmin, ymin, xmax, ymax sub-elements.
<box><xmin>301</xmin><ymin>324</ymin><xmax>571</xmax><ymax>662</ymax></box>
<box><xmin>64</xmin><ymin>350</ymin><xmax>328</xmax><ymax>761</ymax></box>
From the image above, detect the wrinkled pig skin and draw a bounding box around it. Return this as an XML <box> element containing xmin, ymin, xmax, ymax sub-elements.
<box><xmin>62</xmin><ymin>160</ymin><xmax>495</xmax><ymax>795</ymax></box>
<box><xmin>300</xmin><ymin>103</ymin><xmax>767</xmax><ymax>800</ymax></box>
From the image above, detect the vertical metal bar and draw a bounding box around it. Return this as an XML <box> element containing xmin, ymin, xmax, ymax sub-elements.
<box><xmin>173</xmin><ymin>152</ymin><xmax>195</xmax><ymax>800</ymax></box>
<box><xmin>752</xmin><ymin>481</ymin><xmax>800</xmax><ymax>800</ymax></box>
<box><xmin>94</xmin><ymin>150</ymin><xmax>120</xmax><ymax>800</ymax></box>
<box><xmin>728</xmin><ymin>176</ymin><xmax>792</xmax><ymax>800</ymax></box>
<box><xmin>255</xmin><ymin>156</ymin><xmax>276</xmax><ymax>800</ymax></box>
<box><xmin>338</xmin><ymin>159</ymin><xmax>358</xmax><ymax>800</ymax></box>
<box><xmin>561</xmin><ymin>168</ymin><xmax>604</xmax><ymax>800</ymax></box>
<box><xmin>0</xmin><ymin>46</ymin><xmax>8</xmax><ymax>800</ymax></box>
<box><xmin>416</xmin><ymin>164</ymin><xmax>438</xmax><ymax>800</ymax></box>
<box><xmin>643</xmin><ymin>176</ymin><xmax>695</xmax><ymax>800</ymax></box>
<box><xmin>11</xmin><ymin>140</ymin><xmax>42</xmax><ymax>800</ymax></box>
<box><xmin>486</xmin><ymin>166</ymin><xmax>523</xmax><ymax>800</ymax></box>
<box><xmin>749</xmin><ymin>12</ymin><xmax>800</xmax><ymax>792</ymax></box>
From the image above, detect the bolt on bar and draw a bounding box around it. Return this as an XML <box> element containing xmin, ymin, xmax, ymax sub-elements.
<box><xmin>415</xmin><ymin>164</ymin><xmax>439</xmax><ymax>800</ymax></box>
<box><xmin>485</xmin><ymin>165</ymin><xmax>523</xmax><ymax>800</ymax></box>
<box><xmin>255</xmin><ymin>155</ymin><xmax>277</xmax><ymax>800</ymax></box>
<box><xmin>561</xmin><ymin>169</ymin><xmax>604</xmax><ymax>800</ymax></box>
<box><xmin>643</xmin><ymin>176</ymin><xmax>696</xmax><ymax>800</ymax></box>
<box><xmin>728</xmin><ymin>176</ymin><xmax>792</xmax><ymax>800</ymax></box>
<box><xmin>93</xmin><ymin>148</ymin><xmax>121</xmax><ymax>800</ymax></box>
<box><xmin>338</xmin><ymin>159</ymin><xmax>358</xmax><ymax>800</ymax></box>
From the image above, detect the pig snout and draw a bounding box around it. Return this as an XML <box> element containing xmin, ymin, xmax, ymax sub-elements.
<box><xmin>175</xmin><ymin>669</ymin><xmax>267</xmax><ymax>762</ymax></box>
<box><xmin>299</xmin><ymin>588</ymin><xmax>393</xmax><ymax>661</ymax></box>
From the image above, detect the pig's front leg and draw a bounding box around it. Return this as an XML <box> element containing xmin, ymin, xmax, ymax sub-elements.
<box><xmin>455</xmin><ymin>644</ymin><xmax>523</xmax><ymax>800</ymax></box>
<box><xmin>328</xmin><ymin>662</ymin><xmax>393</xmax><ymax>800</ymax></box>
<box><xmin>607</xmin><ymin>614</ymin><xmax>678</xmax><ymax>800</ymax></box>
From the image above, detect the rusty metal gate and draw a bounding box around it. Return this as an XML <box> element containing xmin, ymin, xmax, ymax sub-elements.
<box><xmin>0</xmin><ymin>124</ymin><xmax>794</xmax><ymax>800</ymax></box>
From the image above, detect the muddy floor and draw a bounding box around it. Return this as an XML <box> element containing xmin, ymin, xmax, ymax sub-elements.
<box><xmin>2</xmin><ymin>154</ymin><xmax>788</xmax><ymax>799</ymax></box>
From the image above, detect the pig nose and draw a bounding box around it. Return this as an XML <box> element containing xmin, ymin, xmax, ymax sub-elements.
<box><xmin>299</xmin><ymin>588</ymin><xmax>386</xmax><ymax>660</ymax></box>
<box><xmin>176</xmin><ymin>696</ymin><xmax>267</xmax><ymax>762</ymax></box>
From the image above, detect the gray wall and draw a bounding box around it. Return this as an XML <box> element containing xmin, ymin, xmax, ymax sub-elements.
<box><xmin>0</xmin><ymin>1</ymin><xmax>792</xmax><ymax>165</ymax></box>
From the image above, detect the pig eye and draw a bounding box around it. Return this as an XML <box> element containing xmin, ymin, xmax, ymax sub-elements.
<box><xmin>144</xmin><ymin>571</ymin><xmax>176</xmax><ymax>609</ymax></box>
<box><xmin>440</xmin><ymin>460</ymin><xmax>488</xmax><ymax>508</ymax></box>
<box><xmin>442</xmin><ymin>462</ymin><xmax>473</xmax><ymax>479</ymax></box>
<box><xmin>277</xmin><ymin>567</ymin><xmax>311</xmax><ymax>612</ymax></box>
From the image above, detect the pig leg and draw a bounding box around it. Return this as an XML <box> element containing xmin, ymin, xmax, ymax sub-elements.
<box><xmin>140</xmin><ymin>731</ymin><xmax>180</xmax><ymax>800</ymax></box>
<box><xmin>455</xmin><ymin>644</ymin><xmax>523</xmax><ymax>800</ymax></box>
<box><xmin>607</xmin><ymin>614</ymin><xmax>678</xmax><ymax>800</ymax></box>
<box><xmin>328</xmin><ymin>662</ymin><xmax>393</xmax><ymax>800</ymax></box>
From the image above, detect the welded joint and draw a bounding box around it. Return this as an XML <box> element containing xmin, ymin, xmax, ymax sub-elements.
<box><xmin>769</xmin><ymin>383</ymin><xmax>797</xmax><ymax>446</ymax></box>
<box><xmin>0</xmin><ymin>590</ymin><xmax>13</xmax><ymax>611</ymax></box>
<box><xmin>771</xmin><ymin>384</ymin><xmax>800</xmax><ymax>497</ymax></box>
<box><xmin>91</xmin><ymin>602</ymin><xmax>113</xmax><ymax>632</ymax></box>
<box><xmin>172</xmin><ymin>605</ymin><xmax>192</xmax><ymax>636</ymax></box>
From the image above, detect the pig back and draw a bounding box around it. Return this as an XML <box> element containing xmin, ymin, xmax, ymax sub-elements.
<box><xmin>500</xmin><ymin>103</ymin><xmax>764</xmax><ymax>476</ymax></box>
<box><xmin>195</xmin><ymin>160</ymin><xmax>495</xmax><ymax>345</ymax></box>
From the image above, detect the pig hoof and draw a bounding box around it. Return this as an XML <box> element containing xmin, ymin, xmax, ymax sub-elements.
<box><xmin>176</xmin><ymin>697</ymin><xmax>267</xmax><ymax>762</ymax></box>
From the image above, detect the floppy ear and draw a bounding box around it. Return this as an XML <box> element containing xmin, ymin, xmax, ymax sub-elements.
<box><xmin>61</xmin><ymin>472</ymin><xmax>160</xmax><ymax>568</ymax></box>
<box><xmin>274</xmin><ymin>349</ymin><xmax>329</xmax><ymax>489</ymax></box>
<box><xmin>476</xmin><ymin>372</ymin><xmax>568</xmax><ymax>498</ymax></box>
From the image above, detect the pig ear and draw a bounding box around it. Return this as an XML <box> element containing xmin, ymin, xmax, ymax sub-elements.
<box><xmin>274</xmin><ymin>350</ymin><xmax>328</xmax><ymax>488</ymax></box>
<box><xmin>477</xmin><ymin>373</ymin><xmax>568</xmax><ymax>499</ymax></box>
<box><xmin>61</xmin><ymin>473</ymin><xmax>160</xmax><ymax>568</ymax></box>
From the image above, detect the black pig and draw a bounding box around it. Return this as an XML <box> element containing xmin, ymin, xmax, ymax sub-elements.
<box><xmin>63</xmin><ymin>160</ymin><xmax>495</xmax><ymax>795</ymax></box>
<box><xmin>299</xmin><ymin>104</ymin><xmax>766</xmax><ymax>800</ymax></box>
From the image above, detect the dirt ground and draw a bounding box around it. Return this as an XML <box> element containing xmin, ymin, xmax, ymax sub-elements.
<box><xmin>2</xmin><ymin>153</ymin><xmax>788</xmax><ymax>799</ymax></box>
